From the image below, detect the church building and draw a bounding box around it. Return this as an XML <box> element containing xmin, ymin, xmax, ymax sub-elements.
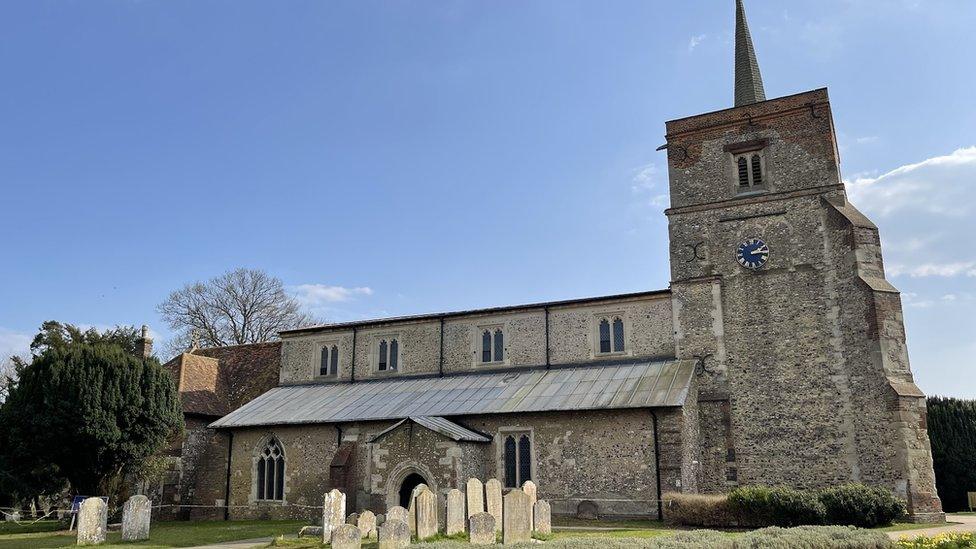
<box><xmin>206</xmin><ymin>1</ymin><xmax>944</xmax><ymax>523</ymax></box>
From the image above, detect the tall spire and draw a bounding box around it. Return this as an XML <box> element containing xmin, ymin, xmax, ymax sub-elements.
<box><xmin>734</xmin><ymin>0</ymin><xmax>766</xmax><ymax>106</ymax></box>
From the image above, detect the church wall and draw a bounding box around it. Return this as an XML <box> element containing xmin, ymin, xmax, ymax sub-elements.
<box><xmin>277</xmin><ymin>294</ymin><xmax>674</xmax><ymax>385</ymax></box>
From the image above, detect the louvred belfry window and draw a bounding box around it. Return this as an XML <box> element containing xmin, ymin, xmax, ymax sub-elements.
<box><xmin>257</xmin><ymin>437</ymin><xmax>285</xmax><ymax>501</ymax></box>
<box><xmin>734</xmin><ymin>151</ymin><xmax>766</xmax><ymax>192</ymax></box>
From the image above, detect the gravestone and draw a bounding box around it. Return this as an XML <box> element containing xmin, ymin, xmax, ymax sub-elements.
<box><xmin>377</xmin><ymin>519</ymin><xmax>410</xmax><ymax>549</ymax></box>
<box><xmin>406</xmin><ymin>483</ymin><xmax>428</xmax><ymax>535</ymax></box>
<box><xmin>522</xmin><ymin>480</ymin><xmax>537</xmax><ymax>526</ymax></box>
<box><xmin>298</xmin><ymin>525</ymin><xmax>323</xmax><ymax>538</ymax></box>
<box><xmin>346</xmin><ymin>512</ymin><xmax>359</xmax><ymax>525</ymax></box>
<box><xmin>121</xmin><ymin>495</ymin><xmax>151</xmax><ymax>541</ymax></box>
<box><xmin>357</xmin><ymin>510</ymin><xmax>377</xmax><ymax>539</ymax></box>
<box><xmin>330</xmin><ymin>523</ymin><xmax>362</xmax><ymax>549</ymax></box>
<box><xmin>533</xmin><ymin>500</ymin><xmax>552</xmax><ymax>535</ymax></box>
<box><xmin>502</xmin><ymin>489</ymin><xmax>531</xmax><ymax>545</ymax></box>
<box><xmin>485</xmin><ymin>478</ymin><xmax>503</xmax><ymax>532</ymax></box>
<box><xmin>322</xmin><ymin>489</ymin><xmax>346</xmax><ymax>543</ymax></box>
<box><xmin>415</xmin><ymin>489</ymin><xmax>439</xmax><ymax>540</ymax></box>
<box><xmin>445</xmin><ymin>488</ymin><xmax>465</xmax><ymax>535</ymax></box>
<box><xmin>469</xmin><ymin>512</ymin><xmax>496</xmax><ymax>545</ymax></box>
<box><xmin>76</xmin><ymin>497</ymin><xmax>108</xmax><ymax>545</ymax></box>
<box><xmin>466</xmin><ymin>478</ymin><xmax>485</xmax><ymax>518</ymax></box>
<box><xmin>386</xmin><ymin>506</ymin><xmax>408</xmax><ymax>526</ymax></box>
<box><xmin>375</xmin><ymin>513</ymin><xmax>385</xmax><ymax>526</ymax></box>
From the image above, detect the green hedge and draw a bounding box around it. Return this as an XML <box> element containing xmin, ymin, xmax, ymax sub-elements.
<box><xmin>664</xmin><ymin>483</ymin><xmax>905</xmax><ymax>528</ymax></box>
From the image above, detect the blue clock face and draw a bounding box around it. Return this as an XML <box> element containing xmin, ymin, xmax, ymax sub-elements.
<box><xmin>736</xmin><ymin>238</ymin><xmax>770</xmax><ymax>270</ymax></box>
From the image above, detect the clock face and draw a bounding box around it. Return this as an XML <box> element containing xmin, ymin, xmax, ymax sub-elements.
<box><xmin>736</xmin><ymin>238</ymin><xmax>770</xmax><ymax>270</ymax></box>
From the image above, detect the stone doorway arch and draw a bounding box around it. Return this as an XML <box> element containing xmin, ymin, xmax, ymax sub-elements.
<box><xmin>385</xmin><ymin>462</ymin><xmax>438</xmax><ymax>510</ymax></box>
<box><xmin>398</xmin><ymin>473</ymin><xmax>428</xmax><ymax>508</ymax></box>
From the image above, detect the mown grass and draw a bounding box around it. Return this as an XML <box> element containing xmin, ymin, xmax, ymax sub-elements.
<box><xmin>0</xmin><ymin>519</ymin><xmax>304</xmax><ymax>549</ymax></box>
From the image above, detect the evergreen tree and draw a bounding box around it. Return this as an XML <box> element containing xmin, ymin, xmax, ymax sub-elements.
<box><xmin>0</xmin><ymin>323</ymin><xmax>183</xmax><ymax>498</ymax></box>
<box><xmin>927</xmin><ymin>396</ymin><xmax>976</xmax><ymax>512</ymax></box>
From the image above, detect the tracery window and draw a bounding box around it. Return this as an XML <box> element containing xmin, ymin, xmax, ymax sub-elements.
<box><xmin>503</xmin><ymin>432</ymin><xmax>532</xmax><ymax>488</ymax></box>
<box><xmin>597</xmin><ymin>316</ymin><xmax>626</xmax><ymax>354</ymax></box>
<box><xmin>256</xmin><ymin>437</ymin><xmax>285</xmax><ymax>501</ymax></box>
<box><xmin>480</xmin><ymin>328</ymin><xmax>505</xmax><ymax>363</ymax></box>
<box><xmin>378</xmin><ymin>338</ymin><xmax>399</xmax><ymax>372</ymax></box>
<box><xmin>319</xmin><ymin>345</ymin><xmax>338</xmax><ymax>377</ymax></box>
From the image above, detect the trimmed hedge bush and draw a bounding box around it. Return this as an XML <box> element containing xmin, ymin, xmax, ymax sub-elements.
<box><xmin>664</xmin><ymin>483</ymin><xmax>905</xmax><ymax>529</ymax></box>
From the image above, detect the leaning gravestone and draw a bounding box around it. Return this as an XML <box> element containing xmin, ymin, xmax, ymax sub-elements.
<box><xmin>357</xmin><ymin>510</ymin><xmax>377</xmax><ymax>539</ymax></box>
<box><xmin>322</xmin><ymin>489</ymin><xmax>347</xmax><ymax>543</ymax></box>
<box><xmin>298</xmin><ymin>525</ymin><xmax>323</xmax><ymax>538</ymax></box>
<box><xmin>485</xmin><ymin>478</ymin><xmax>503</xmax><ymax>532</ymax></box>
<box><xmin>502</xmin><ymin>489</ymin><xmax>532</xmax><ymax>545</ymax></box>
<box><xmin>407</xmin><ymin>483</ymin><xmax>428</xmax><ymax>535</ymax></box>
<box><xmin>469</xmin><ymin>512</ymin><xmax>496</xmax><ymax>545</ymax></box>
<box><xmin>533</xmin><ymin>500</ymin><xmax>552</xmax><ymax>535</ymax></box>
<box><xmin>415</xmin><ymin>489</ymin><xmax>439</xmax><ymax>541</ymax></box>
<box><xmin>346</xmin><ymin>512</ymin><xmax>359</xmax><ymax>525</ymax></box>
<box><xmin>377</xmin><ymin>519</ymin><xmax>410</xmax><ymax>549</ymax></box>
<box><xmin>77</xmin><ymin>497</ymin><xmax>108</xmax><ymax>545</ymax></box>
<box><xmin>446</xmin><ymin>488</ymin><xmax>465</xmax><ymax>535</ymax></box>
<box><xmin>330</xmin><ymin>523</ymin><xmax>362</xmax><ymax>549</ymax></box>
<box><xmin>466</xmin><ymin>478</ymin><xmax>485</xmax><ymax>518</ymax></box>
<box><xmin>386</xmin><ymin>505</ymin><xmax>408</xmax><ymax>525</ymax></box>
<box><xmin>121</xmin><ymin>495</ymin><xmax>151</xmax><ymax>541</ymax></box>
<box><xmin>522</xmin><ymin>480</ymin><xmax>537</xmax><ymax>526</ymax></box>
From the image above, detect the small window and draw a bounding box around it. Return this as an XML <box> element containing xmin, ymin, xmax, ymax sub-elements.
<box><xmin>503</xmin><ymin>432</ymin><xmax>532</xmax><ymax>488</ymax></box>
<box><xmin>329</xmin><ymin>345</ymin><xmax>339</xmax><ymax>376</ymax></box>
<box><xmin>389</xmin><ymin>339</ymin><xmax>399</xmax><ymax>370</ymax></box>
<box><xmin>596</xmin><ymin>316</ymin><xmax>625</xmax><ymax>354</ymax></box>
<box><xmin>599</xmin><ymin>319</ymin><xmax>611</xmax><ymax>354</ymax></box>
<box><xmin>257</xmin><ymin>437</ymin><xmax>285</xmax><ymax>501</ymax></box>
<box><xmin>319</xmin><ymin>346</ymin><xmax>330</xmax><ymax>376</ymax></box>
<box><xmin>734</xmin><ymin>151</ymin><xmax>766</xmax><ymax>192</ymax></box>
<box><xmin>378</xmin><ymin>340</ymin><xmax>388</xmax><ymax>371</ymax></box>
<box><xmin>479</xmin><ymin>328</ymin><xmax>505</xmax><ymax>364</ymax></box>
<box><xmin>612</xmin><ymin>318</ymin><xmax>625</xmax><ymax>352</ymax></box>
<box><xmin>319</xmin><ymin>345</ymin><xmax>339</xmax><ymax>377</ymax></box>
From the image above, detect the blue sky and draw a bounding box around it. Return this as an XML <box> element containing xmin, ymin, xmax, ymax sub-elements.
<box><xmin>1</xmin><ymin>0</ymin><xmax>973</xmax><ymax>397</ymax></box>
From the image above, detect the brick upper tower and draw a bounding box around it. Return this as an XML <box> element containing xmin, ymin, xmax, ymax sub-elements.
<box><xmin>663</xmin><ymin>1</ymin><xmax>943</xmax><ymax>521</ymax></box>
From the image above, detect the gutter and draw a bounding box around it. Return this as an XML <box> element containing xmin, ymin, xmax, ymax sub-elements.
<box><xmin>544</xmin><ymin>306</ymin><xmax>550</xmax><ymax>369</ymax></box>
<box><xmin>350</xmin><ymin>327</ymin><xmax>357</xmax><ymax>383</ymax></box>
<box><xmin>223</xmin><ymin>430</ymin><xmax>234</xmax><ymax>521</ymax></box>
<box><xmin>438</xmin><ymin>317</ymin><xmax>445</xmax><ymax>377</ymax></box>
<box><xmin>650</xmin><ymin>409</ymin><xmax>663</xmax><ymax>521</ymax></box>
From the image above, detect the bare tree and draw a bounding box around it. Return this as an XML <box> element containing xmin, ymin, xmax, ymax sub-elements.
<box><xmin>0</xmin><ymin>354</ymin><xmax>18</xmax><ymax>403</ymax></box>
<box><xmin>158</xmin><ymin>268</ymin><xmax>317</xmax><ymax>354</ymax></box>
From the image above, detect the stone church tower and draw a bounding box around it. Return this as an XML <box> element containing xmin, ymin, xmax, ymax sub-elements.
<box><xmin>665</xmin><ymin>0</ymin><xmax>943</xmax><ymax>521</ymax></box>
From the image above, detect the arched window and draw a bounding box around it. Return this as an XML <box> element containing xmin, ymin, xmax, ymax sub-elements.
<box><xmin>256</xmin><ymin>437</ymin><xmax>285</xmax><ymax>501</ymax></box>
<box><xmin>503</xmin><ymin>432</ymin><xmax>532</xmax><ymax>488</ymax></box>
<box><xmin>599</xmin><ymin>319</ymin><xmax>611</xmax><ymax>354</ymax></box>
<box><xmin>482</xmin><ymin>330</ymin><xmax>492</xmax><ymax>363</ymax></box>
<box><xmin>319</xmin><ymin>346</ymin><xmax>330</xmax><ymax>376</ymax></box>
<box><xmin>378</xmin><ymin>340</ymin><xmax>388</xmax><ymax>371</ymax></box>
<box><xmin>493</xmin><ymin>329</ymin><xmax>504</xmax><ymax>362</ymax></box>
<box><xmin>389</xmin><ymin>339</ymin><xmax>399</xmax><ymax>370</ymax></box>
<box><xmin>751</xmin><ymin>154</ymin><xmax>763</xmax><ymax>185</ymax></box>
<box><xmin>329</xmin><ymin>345</ymin><xmax>339</xmax><ymax>376</ymax></box>
<box><xmin>737</xmin><ymin>156</ymin><xmax>749</xmax><ymax>186</ymax></box>
<box><xmin>612</xmin><ymin>318</ymin><xmax>625</xmax><ymax>353</ymax></box>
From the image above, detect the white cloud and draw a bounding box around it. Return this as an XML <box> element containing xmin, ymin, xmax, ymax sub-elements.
<box><xmin>887</xmin><ymin>262</ymin><xmax>976</xmax><ymax>278</ymax></box>
<box><xmin>631</xmin><ymin>162</ymin><xmax>670</xmax><ymax>209</ymax></box>
<box><xmin>688</xmin><ymin>34</ymin><xmax>706</xmax><ymax>52</ymax></box>
<box><xmin>856</xmin><ymin>136</ymin><xmax>879</xmax><ymax>145</ymax></box>
<box><xmin>0</xmin><ymin>328</ymin><xmax>31</xmax><ymax>360</ymax></box>
<box><xmin>290</xmin><ymin>284</ymin><xmax>374</xmax><ymax>307</ymax></box>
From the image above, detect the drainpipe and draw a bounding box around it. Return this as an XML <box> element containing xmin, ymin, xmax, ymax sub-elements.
<box><xmin>650</xmin><ymin>410</ymin><xmax>663</xmax><ymax>521</ymax></box>
<box><xmin>350</xmin><ymin>327</ymin><xmax>357</xmax><ymax>383</ymax></box>
<box><xmin>223</xmin><ymin>431</ymin><xmax>234</xmax><ymax>521</ymax></box>
<box><xmin>544</xmin><ymin>306</ymin><xmax>550</xmax><ymax>369</ymax></box>
<box><xmin>439</xmin><ymin>317</ymin><xmax>445</xmax><ymax>377</ymax></box>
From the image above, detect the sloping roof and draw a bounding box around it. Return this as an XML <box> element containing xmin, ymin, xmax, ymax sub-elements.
<box><xmin>369</xmin><ymin>417</ymin><xmax>491</xmax><ymax>443</ymax></box>
<box><xmin>210</xmin><ymin>358</ymin><xmax>693</xmax><ymax>429</ymax></box>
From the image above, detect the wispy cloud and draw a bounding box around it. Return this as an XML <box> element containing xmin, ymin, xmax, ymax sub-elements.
<box><xmin>887</xmin><ymin>262</ymin><xmax>976</xmax><ymax>278</ymax></box>
<box><xmin>291</xmin><ymin>284</ymin><xmax>374</xmax><ymax>307</ymax></box>
<box><xmin>0</xmin><ymin>328</ymin><xmax>31</xmax><ymax>360</ymax></box>
<box><xmin>855</xmin><ymin>136</ymin><xmax>879</xmax><ymax>144</ymax></box>
<box><xmin>631</xmin><ymin>162</ymin><xmax>669</xmax><ymax>209</ymax></box>
<box><xmin>688</xmin><ymin>34</ymin><xmax>706</xmax><ymax>52</ymax></box>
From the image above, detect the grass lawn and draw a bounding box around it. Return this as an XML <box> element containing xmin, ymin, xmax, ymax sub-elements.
<box><xmin>878</xmin><ymin>521</ymin><xmax>955</xmax><ymax>533</ymax></box>
<box><xmin>0</xmin><ymin>520</ymin><xmax>304</xmax><ymax>549</ymax></box>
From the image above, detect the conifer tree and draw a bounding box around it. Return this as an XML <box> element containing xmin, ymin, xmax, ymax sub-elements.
<box><xmin>927</xmin><ymin>396</ymin><xmax>976</xmax><ymax>512</ymax></box>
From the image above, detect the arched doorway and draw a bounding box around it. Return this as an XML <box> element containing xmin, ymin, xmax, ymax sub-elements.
<box><xmin>398</xmin><ymin>473</ymin><xmax>428</xmax><ymax>508</ymax></box>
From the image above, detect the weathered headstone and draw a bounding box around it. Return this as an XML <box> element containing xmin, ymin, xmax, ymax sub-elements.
<box><xmin>377</xmin><ymin>519</ymin><xmax>410</xmax><ymax>549</ymax></box>
<box><xmin>121</xmin><ymin>495</ymin><xmax>151</xmax><ymax>541</ymax></box>
<box><xmin>522</xmin><ymin>480</ymin><xmax>537</xmax><ymax>526</ymax></box>
<box><xmin>330</xmin><ymin>523</ymin><xmax>362</xmax><ymax>549</ymax></box>
<box><xmin>386</xmin><ymin>506</ymin><xmax>408</xmax><ymax>525</ymax></box>
<box><xmin>466</xmin><ymin>477</ymin><xmax>485</xmax><ymax>518</ymax></box>
<box><xmin>502</xmin><ymin>489</ymin><xmax>531</xmax><ymax>545</ymax></box>
<box><xmin>375</xmin><ymin>513</ymin><xmax>385</xmax><ymax>526</ymax></box>
<box><xmin>485</xmin><ymin>478</ymin><xmax>503</xmax><ymax>532</ymax></box>
<box><xmin>357</xmin><ymin>510</ymin><xmax>377</xmax><ymax>539</ymax></box>
<box><xmin>533</xmin><ymin>500</ymin><xmax>552</xmax><ymax>535</ymax></box>
<box><xmin>406</xmin><ymin>483</ymin><xmax>428</xmax><ymax>535</ymax></box>
<box><xmin>298</xmin><ymin>525</ymin><xmax>323</xmax><ymax>538</ymax></box>
<box><xmin>76</xmin><ymin>497</ymin><xmax>108</xmax><ymax>546</ymax></box>
<box><xmin>322</xmin><ymin>488</ymin><xmax>346</xmax><ymax>543</ymax></box>
<box><xmin>445</xmin><ymin>488</ymin><xmax>465</xmax><ymax>535</ymax></box>
<box><xmin>346</xmin><ymin>512</ymin><xmax>359</xmax><ymax>525</ymax></box>
<box><xmin>469</xmin><ymin>512</ymin><xmax>496</xmax><ymax>545</ymax></box>
<box><xmin>415</xmin><ymin>489</ymin><xmax>438</xmax><ymax>540</ymax></box>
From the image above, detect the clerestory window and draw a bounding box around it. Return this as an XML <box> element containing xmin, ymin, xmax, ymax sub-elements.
<box><xmin>596</xmin><ymin>316</ymin><xmax>626</xmax><ymax>355</ymax></box>
<box><xmin>377</xmin><ymin>338</ymin><xmax>400</xmax><ymax>372</ymax></box>
<box><xmin>480</xmin><ymin>328</ymin><xmax>505</xmax><ymax>364</ymax></box>
<box><xmin>319</xmin><ymin>345</ymin><xmax>339</xmax><ymax>377</ymax></box>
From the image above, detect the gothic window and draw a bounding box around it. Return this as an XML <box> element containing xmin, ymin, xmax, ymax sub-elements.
<box><xmin>378</xmin><ymin>340</ymin><xmax>388</xmax><ymax>371</ymax></box>
<box><xmin>734</xmin><ymin>151</ymin><xmax>766</xmax><ymax>192</ymax></box>
<box><xmin>377</xmin><ymin>338</ymin><xmax>399</xmax><ymax>372</ymax></box>
<box><xmin>597</xmin><ymin>316</ymin><xmax>625</xmax><ymax>354</ymax></box>
<box><xmin>479</xmin><ymin>328</ymin><xmax>505</xmax><ymax>364</ymax></box>
<box><xmin>256</xmin><ymin>437</ymin><xmax>285</xmax><ymax>501</ymax></box>
<box><xmin>319</xmin><ymin>345</ymin><xmax>339</xmax><ymax>377</ymax></box>
<box><xmin>502</xmin><ymin>432</ymin><xmax>532</xmax><ymax>488</ymax></box>
<box><xmin>389</xmin><ymin>339</ymin><xmax>399</xmax><ymax>370</ymax></box>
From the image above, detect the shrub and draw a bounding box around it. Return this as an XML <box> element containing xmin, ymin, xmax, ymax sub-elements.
<box><xmin>728</xmin><ymin>485</ymin><xmax>827</xmax><ymax>527</ymax></box>
<box><xmin>897</xmin><ymin>532</ymin><xmax>976</xmax><ymax>548</ymax></box>
<box><xmin>819</xmin><ymin>483</ymin><xmax>906</xmax><ymax>528</ymax></box>
<box><xmin>662</xmin><ymin>492</ymin><xmax>738</xmax><ymax>527</ymax></box>
<box><xmin>739</xmin><ymin>525</ymin><xmax>893</xmax><ymax>548</ymax></box>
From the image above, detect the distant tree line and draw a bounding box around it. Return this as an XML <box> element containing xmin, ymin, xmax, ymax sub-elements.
<box><xmin>927</xmin><ymin>396</ymin><xmax>976</xmax><ymax>512</ymax></box>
